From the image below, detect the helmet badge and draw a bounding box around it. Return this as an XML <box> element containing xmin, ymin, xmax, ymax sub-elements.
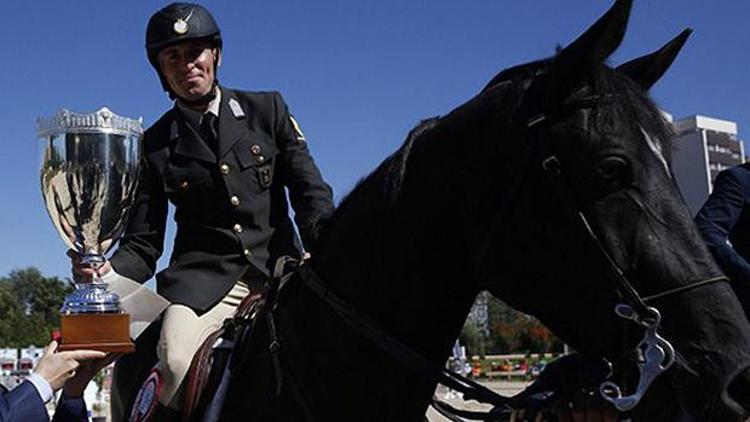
<box><xmin>173</xmin><ymin>8</ymin><xmax>194</xmax><ymax>35</ymax></box>
<box><xmin>173</xmin><ymin>18</ymin><xmax>189</xmax><ymax>35</ymax></box>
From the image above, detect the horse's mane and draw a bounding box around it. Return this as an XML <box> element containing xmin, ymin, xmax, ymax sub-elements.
<box><xmin>327</xmin><ymin>58</ymin><xmax>674</xmax><ymax>235</ymax></box>
<box><xmin>333</xmin><ymin>117</ymin><xmax>441</xmax><ymax>215</ymax></box>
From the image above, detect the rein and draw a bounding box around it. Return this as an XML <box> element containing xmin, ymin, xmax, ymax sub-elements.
<box><xmin>268</xmin><ymin>256</ymin><xmax>724</xmax><ymax>422</ymax></box>
<box><xmin>289</xmin><ymin>263</ymin><xmax>532</xmax><ymax>420</ymax></box>
<box><xmin>262</xmin><ymin>258</ymin><xmax>542</xmax><ymax>422</ymax></box>
<box><xmin>264</xmin><ymin>258</ymin><xmax>724</xmax><ymax>422</ymax></box>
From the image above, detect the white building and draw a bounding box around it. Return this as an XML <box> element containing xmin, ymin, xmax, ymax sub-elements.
<box><xmin>0</xmin><ymin>348</ymin><xmax>16</xmax><ymax>388</ymax></box>
<box><xmin>20</xmin><ymin>346</ymin><xmax>43</xmax><ymax>369</ymax></box>
<box><xmin>669</xmin><ymin>115</ymin><xmax>744</xmax><ymax>215</ymax></box>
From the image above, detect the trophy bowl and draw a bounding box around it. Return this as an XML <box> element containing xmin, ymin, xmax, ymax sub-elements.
<box><xmin>38</xmin><ymin>107</ymin><xmax>142</xmax><ymax>352</ymax></box>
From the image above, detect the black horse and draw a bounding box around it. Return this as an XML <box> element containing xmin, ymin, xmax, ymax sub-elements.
<box><xmin>112</xmin><ymin>0</ymin><xmax>750</xmax><ymax>421</ymax></box>
<box><xmin>212</xmin><ymin>1</ymin><xmax>750</xmax><ymax>420</ymax></box>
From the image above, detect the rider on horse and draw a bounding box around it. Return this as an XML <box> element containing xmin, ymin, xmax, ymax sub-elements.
<box><xmin>72</xmin><ymin>3</ymin><xmax>334</xmax><ymax>419</ymax></box>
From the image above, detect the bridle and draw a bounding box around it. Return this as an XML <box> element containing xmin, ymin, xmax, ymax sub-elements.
<box><xmin>256</xmin><ymin>88</ymin><xmax>728</xmax><ymax>421</ymax></box>
<box><xmin>472</xmin><ymin>88</ymin><xmax>728</xmax><ymax>413</ymax></box>
<box><xmin>538</xmin><ymin>151</ymin><xmax>726</xmax><ymax>412</ymax></box>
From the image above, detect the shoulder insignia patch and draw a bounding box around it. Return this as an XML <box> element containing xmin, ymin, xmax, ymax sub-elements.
<box><xmin>229</xmin><ymin>98</ymin><xmax>245</xmax><ymax>118</ymax></box>
<box><xmin>289</xmin><ymin>115</ymin><xmax>306</xmax><ymax>142</ymax></box>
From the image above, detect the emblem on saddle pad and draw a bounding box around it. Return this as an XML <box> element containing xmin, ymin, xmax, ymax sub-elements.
<box><xmin>130</xmin><ymin>367</ymin><xmax>162</xmax><ymax>422</ymax></box>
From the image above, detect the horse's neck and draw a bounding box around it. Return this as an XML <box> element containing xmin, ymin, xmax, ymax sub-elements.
<box><xmin>280</xmin><ymin>265</ymin><xmax>475</xmax><ymax>420</ymax></box>
<box><xmin>289</xmin><ymin>205</ymin><xmax>477</xmax><ymax>419</ymax></box>
<box><xmin>281</xmin><ymin>119</ymin><xmax>518</xmax><ymax>418</ymax></box>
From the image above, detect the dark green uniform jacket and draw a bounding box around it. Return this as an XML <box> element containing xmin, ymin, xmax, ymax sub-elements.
<box><xmin>110</xmin><ymin>86</ymin><xmax>334</xmax><ymax>313</ymax></box>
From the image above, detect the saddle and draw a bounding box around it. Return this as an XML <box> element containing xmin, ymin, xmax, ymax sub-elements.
<box><xmin>181</xmin><ymin>256</ymin><xmax>298</xmax><ymax>421</ymax></box>
<box><xmin>182</xmin><ymin>291</ymin><xmax>265</xmax><ymax>421</ymax></box>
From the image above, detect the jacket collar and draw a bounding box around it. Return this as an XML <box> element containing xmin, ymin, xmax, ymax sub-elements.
<box><xmin>169</xmin><ymin>86</ymin><xmax>248</xmax><ymax>162</ymax></box>
<box><xmin>171</xmin><ymin>111</ymin><xmax>215</xmax><ymax>163</ymax></box>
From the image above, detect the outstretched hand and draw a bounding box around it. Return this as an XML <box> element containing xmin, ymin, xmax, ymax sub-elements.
<box><xmin>34</xmin><ymin>341</ymin><xmax>106</xmax><ymax>392</ymax></box>
<box><xmin>62</xmin><ymin>352</ymin><xmax>122</xmax><ymax>398</ymax></box>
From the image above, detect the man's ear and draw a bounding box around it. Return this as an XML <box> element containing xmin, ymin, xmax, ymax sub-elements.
<box><xmin>215</xmin><ymin>48</ymin><xmax>222</xmax><ymax>68</ymax></box>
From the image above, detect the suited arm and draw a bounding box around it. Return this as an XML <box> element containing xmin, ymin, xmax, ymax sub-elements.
<box><xmin>110</xmin><ymin>156</ymin><xmax>168</xmax><ymax>282</ymax></box>
<box><xmin>273</xmin><ymin>92</ymin><xmax>335</xmax><ymax>249</ymax></box>
<box><xmin>0</xmin><ymin>381</ymin><xmax>49</xmax><ymax>422</ymax></box>
<box><xmin>695</xmin><ymin>169</ymin><xmax>750</xmax><ymax>291</ymax></box>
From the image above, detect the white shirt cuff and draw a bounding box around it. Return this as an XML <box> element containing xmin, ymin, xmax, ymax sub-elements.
<box><xmin>27</xmin><ymin>372</ymin><xmax>53</xmax><ymax>403</ymax></box>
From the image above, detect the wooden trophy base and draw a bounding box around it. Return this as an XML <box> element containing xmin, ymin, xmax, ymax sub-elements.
<box><xmin>59</xmin><ymin>313</ymin><xmax>135</xmax><ymax>353</ymax></box>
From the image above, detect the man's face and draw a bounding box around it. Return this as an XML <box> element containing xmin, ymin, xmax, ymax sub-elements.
<box><xmin>157</xmin><ymin>39</ymin><xmax>220</xmax><ymax>101</ymax></box>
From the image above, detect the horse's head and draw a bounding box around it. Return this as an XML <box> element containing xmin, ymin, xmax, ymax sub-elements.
<box><xmin>464</xmin><ymin>0</ymin><xmax>750</xmax><ymax>419</ymax></box>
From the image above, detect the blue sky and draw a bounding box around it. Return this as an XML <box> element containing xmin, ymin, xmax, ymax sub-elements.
<box><xmin>1</xmin><ymin>0</ymin><xmax>749</xmax><ymax>280</ymax></box>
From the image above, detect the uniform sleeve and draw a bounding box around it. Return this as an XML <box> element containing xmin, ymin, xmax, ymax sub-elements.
<box><xmin>109</xmin><ymin>155</ymin><xmax>168</xmax><ymax>282</ymax></box>
<box><xmin>695</xmin><ymin>169</ymin><xmax>750</xmax><ymax>298</ymax></box>
<box><xmin>273</xmin><ymin>92</ymin><xmax>335</xmax><ymax>249</ymax></box>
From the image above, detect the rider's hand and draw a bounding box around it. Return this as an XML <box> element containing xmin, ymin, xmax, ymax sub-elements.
<box><xmin>67</xmin><ymin>249</ymin><xmax>112</xmax><ymax>282</ymax></box>
<box><xmin>62</xmin><ymin>352</ymin><xmax>122</xmax><ymax>398</ymax></box>
<box><xmin>34</xmin><ymin>341</ymin><xmax>106</xmax><ymax>392</ymax></box>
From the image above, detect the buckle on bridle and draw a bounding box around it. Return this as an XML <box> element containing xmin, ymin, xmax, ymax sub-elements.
<box><xmin>599</xmin><ymin>304</ymin><xmax>675</xmax><ymax>411</ymax></box>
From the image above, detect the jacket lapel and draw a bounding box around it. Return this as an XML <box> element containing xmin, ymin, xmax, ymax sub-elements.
<box><xmin>171</xmin><ymin>109</ymin><xmax>216</xmax><ymax>163</ymax></box>
<box><xmin>218</xmin><ymin>87</ymin><xmax>248</xmax><ymax>158</ymax></box>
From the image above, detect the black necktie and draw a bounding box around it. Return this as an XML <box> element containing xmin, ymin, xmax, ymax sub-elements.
<box><xmin>200</xmin><ymin>113</ymin><xmax>219</xmax><ymax>155</ymax></box>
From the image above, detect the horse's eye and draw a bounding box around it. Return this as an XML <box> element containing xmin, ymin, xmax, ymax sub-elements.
<box><xmin>596</xmin><ymin>156</ymin><xmax>629</xmax><ymax>182</ymax></box>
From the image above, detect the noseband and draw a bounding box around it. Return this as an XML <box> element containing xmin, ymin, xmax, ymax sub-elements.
<box><xmin>539</xmin><ymin>153</ymin><xmax>726</xmax><ymax>411</ymax></box>
<box><xmin>521</xmin><ymin>89</ymin><xmax>730</xmax><ymax>412</ymax></box>
<box><xmin>470</xmin><ymin>89</ymin><xmax>727</xmax><ymax>414</ymax></box>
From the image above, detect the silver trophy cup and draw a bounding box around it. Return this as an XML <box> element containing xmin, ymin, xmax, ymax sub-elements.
<box><xmin>38</xmin><ymin>107</ymin><xmax>142</xmax><ymax>315</ymax></box>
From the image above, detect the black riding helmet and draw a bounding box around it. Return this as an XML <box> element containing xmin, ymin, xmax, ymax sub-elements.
<box><xmin>145</xmin><ymin>2</ymin><xmax>222</xmax><ymax>101</ymax></box>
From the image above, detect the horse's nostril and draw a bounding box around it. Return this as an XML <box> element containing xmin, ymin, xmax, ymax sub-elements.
<box><xmin>727</xmin><ymin>368</ymin><xmax>750</xmax><ymax>416</ymax></box>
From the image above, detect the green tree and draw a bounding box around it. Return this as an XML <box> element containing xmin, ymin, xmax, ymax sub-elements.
<box><xmin>463</xmin><ymin>293</ymin><xmax>564</xmax><ymax>355</ymax></box>
<box><xmin>459</xmin><ymin>319</ymin><xmax>486</xmax><ymax>357</ymax></box>
<box><xmin>0</xmin><ymin>268</ymin><xmax>73</xmax><ymax>347</ymax></box>
<box><xmin>0</xmin><ymin>287</ymin><xmax>25</xmax><ymax>346</ymax></box>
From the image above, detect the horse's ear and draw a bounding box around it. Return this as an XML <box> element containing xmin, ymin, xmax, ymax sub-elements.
<box><xmin>616</xmin><ymin>29</ymin><xmax>692</xmax><ymax>90</ymax></box>
<box><xmin>555</xmin><ymin>0</ymin><xmax>632</xmax><ymax>81</ymax></box>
